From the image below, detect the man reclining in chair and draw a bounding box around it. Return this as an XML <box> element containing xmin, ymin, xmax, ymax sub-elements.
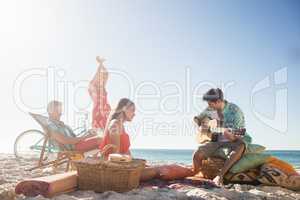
<box><xmin>193</xmin><ymin>88</ymin><xmax>252</xmax><ymax>186</ymax></box>
<box><xmin>46</xmin><ymin>100</ymin><xmax>101</xmax><ymax>152</ymax></box>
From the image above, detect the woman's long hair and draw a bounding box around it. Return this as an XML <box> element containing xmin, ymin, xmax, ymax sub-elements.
<box><xmin>110</xmin><ymin>98</ymin><xmax>134</xmax><ymax>121</ymax></box>
<box><xmin>103</xmin><ymin>98</ymin><xmax>135</xmax><ymax>135</ymax></box>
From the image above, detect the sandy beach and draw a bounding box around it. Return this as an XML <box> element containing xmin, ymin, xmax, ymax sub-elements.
<box><xmin>0</xmin><ymin>153</ymin><xmax>299</xmax><ymax>200</ymax></box>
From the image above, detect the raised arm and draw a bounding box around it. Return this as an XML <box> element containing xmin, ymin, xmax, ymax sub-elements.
<box><xmin>91</xmin><ymin>56</ymin><xmax>109</xmax><ymax>88</ymax></box>
<box><xmin>89</xmin><ymin>56</ymin><xmax>109</xmax><ymax>103</ymax></box>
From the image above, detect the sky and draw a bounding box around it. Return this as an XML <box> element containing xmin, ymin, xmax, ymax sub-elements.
<box><xmin>0</xmin><ymin>0</ymin><xmax>299</xmax><ymax>153</ymax></box>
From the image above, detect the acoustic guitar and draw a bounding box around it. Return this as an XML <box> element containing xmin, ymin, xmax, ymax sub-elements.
<box><xmin>196</xmin><ymin>119</ymin><xmax>246</xmax><ymax>144</ymax></box>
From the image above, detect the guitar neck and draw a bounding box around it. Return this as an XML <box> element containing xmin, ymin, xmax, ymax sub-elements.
<box><xmin>209</xmin><ymin>127</ymin><xmax>246</xmax><ymax>135</ymax></box>
<box><xmin>209</xmin><ymin>127</ymin><xmax>226</xmax><ymax>133</ymax></box>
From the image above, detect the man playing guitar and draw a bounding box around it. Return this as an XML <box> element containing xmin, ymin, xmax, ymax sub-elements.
<box><xmin>193</xmin><ymin>88</ymin><xmax>252</xmax><ymax>186</ymax></box>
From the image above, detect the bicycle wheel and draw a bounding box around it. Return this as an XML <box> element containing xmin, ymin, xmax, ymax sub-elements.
<box><xmin>14</xmin><ymin>129</ymin><xmax>49</xmax><ymax>160</ymax></box>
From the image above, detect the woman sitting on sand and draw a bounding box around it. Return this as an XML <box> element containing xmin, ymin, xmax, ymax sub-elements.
<box><xmin>89</xmin><ymin>57</ymin><xmax>134</xmax><ymax>158</ymax></box>
<box><xmin>99</xmin><ymin>98</ymin><xmax>135</xmax><ymax>157</ymax></box>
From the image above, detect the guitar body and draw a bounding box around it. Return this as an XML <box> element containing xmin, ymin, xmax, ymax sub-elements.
<box><xmin>196</xmin><ymin>129</ymin><xmax>213</xmax><ymax>144</ymax></box>
<box><xmin>196</xmin><ymin>121</ymin><xmax>246</xmax><ymax>144</ymax></box>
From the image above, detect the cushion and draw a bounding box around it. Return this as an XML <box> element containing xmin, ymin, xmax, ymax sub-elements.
<box><xmin>230</xmin><ymin>153</ymin><xmax>271</xmax><ymax>173</ymax></box>
<box><xmin>225</xmin><ymin>168</ymin><xmax>260</xmax><ymax>184</ymax></box>
<box><xmin>258</xmin><ymin>164</ymin><xmax>300</xmax><ymax>191</ymax></box>
<box><xmin>266</xmin><ymin>157</ymin><xmax>298</xmax><ymax>175</ymax></box>
<box><xmin>245</xmin><ymin>144</ymin><xmax>266</xmax><ymax>154</ymax></box>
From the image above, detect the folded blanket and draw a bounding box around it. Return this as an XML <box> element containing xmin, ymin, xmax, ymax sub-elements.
<box><xmin>15</xmin><ymin>171</ymin><xmax>77</xmax><ymax>198</ymax></box>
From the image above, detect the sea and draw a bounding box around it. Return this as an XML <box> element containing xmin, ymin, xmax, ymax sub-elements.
<box><xmin>131</xmin><ymin>149</ymin><xmax>300</xmax><ymax>171</ymax></box>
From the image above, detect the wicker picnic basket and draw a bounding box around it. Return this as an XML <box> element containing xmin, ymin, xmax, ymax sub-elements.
<box><xmin>73</xmin><ymin>158</ymin><xmax>146</xmax><ymax>193</ymax></box>
<box><xmin>199</xmin><ymin>157</ymin><xmax>225</xmax><ymax>179</ymax></box>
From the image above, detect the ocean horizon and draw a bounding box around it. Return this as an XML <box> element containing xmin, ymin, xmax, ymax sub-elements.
<box><xmin>131</xmin><ymin>149</ymin><xmax>300</xmax><ymax>170</ymax></box>
<box><xmin>2</xmin><ymin>148</ymin><xmax>299</xmax><ymax>170</ymax></box>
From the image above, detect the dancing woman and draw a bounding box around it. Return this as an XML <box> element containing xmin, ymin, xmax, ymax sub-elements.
<box><xmin>89</xmin><ymin>56</ymin><xmax>111</xmax><ymax>130</ymax></box>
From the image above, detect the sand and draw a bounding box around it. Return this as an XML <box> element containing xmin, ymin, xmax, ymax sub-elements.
<box><xmin>0</xmin><ymin>153</ymin><xmax>300</xmax><ymax>200</ymax></box>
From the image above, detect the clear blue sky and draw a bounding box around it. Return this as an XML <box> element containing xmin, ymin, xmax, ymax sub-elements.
<box><xmin>0</xmin><ymin>0</ymin><xmax>299</xmax><ymax>152</ymax></box>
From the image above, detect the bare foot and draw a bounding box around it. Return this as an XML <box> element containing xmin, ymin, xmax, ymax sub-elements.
<box><xmin>213</xmin><ymin>175</ymin><xmax>224</xmax><ymax>187</ymax></box>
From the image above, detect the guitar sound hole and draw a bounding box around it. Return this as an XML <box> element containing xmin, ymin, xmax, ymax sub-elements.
<box><xmin>211</xmin><ymin>133</ymin><xmax>219</xmax><ymax>142</ymax></box>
